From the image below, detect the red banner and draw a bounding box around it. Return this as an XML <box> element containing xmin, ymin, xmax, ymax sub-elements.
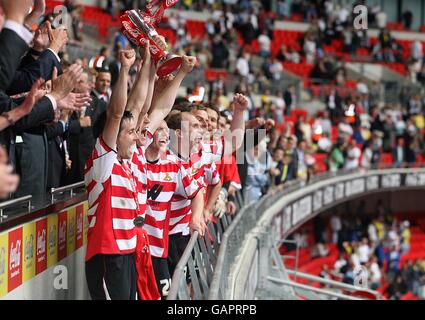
<box><xmin>36</xmin><ymin>219</ymin><xmax>48</xmax><ymax>275</ymax></box>
<box><xmin>58</xmin><ymin>212</ymin><xmax>68</xmax><ymax>261</ymax></box>
<box><xmin>8</xmin><ymin>228</ymin><xmax>22</xmax><ymax>292</ymax></box>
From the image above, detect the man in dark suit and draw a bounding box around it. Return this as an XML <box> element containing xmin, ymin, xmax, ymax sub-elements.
<box><xmin>284</xmin><ymin>85</ymin><xmax>297</xmax><ymax>116</ymax></box>
<box><xmin>0</xmin><ymin>26</ymin><xmax>30</xmax><ymax>92</ymax></box>
<box><xmin>45</xmin><ymin>119</ymin><xmax>68</xmax><ymax>190</ymax></box>
<box><xmin>6</xmin><ymin>21</ymin><xmax>67</xmax><ymax>96</ymax></box>
<box><xmin>326</xmin><ymin>89</ymin><xmax>343</xmax><ymax>122</ymax></box>
<box><xmin>67</xmin><ymin>70</ymin><xmax>108</xmax><ymax>183</ymax></box>
<box><xmin>392</xmin><ymin>136</ymin><xmax>406</xmax><ymax>168</ymax></box>
<box><xmin>91</xmin><ymin>67</ymin><xmax>111</xmax><ymax>103</ymax></box>
<box><xmin>0</xmin><ymin>1</ymin><xmax>36</xmax><ymax>96</ymax></box>
<box><xmin>2</xmin><ymin>64</ymin><xmax>85</xmax><ymax>200</ymax></box>
<box><xmin>108</xmin><ymin>47</ymin><xmax>121</xmax><ymax>88</ymax></box>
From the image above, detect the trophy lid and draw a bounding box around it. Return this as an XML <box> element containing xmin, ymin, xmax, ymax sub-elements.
<box><xmin>157</xmin><ymin>55</ymin><xmax>183</xmax><ymax>77</ymax></box>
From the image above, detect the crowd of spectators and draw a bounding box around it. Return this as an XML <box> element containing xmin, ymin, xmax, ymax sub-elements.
<box><xmin>300</xmin><ymin>201</ymin><xmax>425</xmax><ymax>300</ymax></box>
<box><xmin>1</xmin><ymin>0</ymin><xmax>425</xmax><ymax>301</ymax></box>
<box><xmin>50</xmin><ymin>0</ymin><xmax>425</xmax><ymax>204</ymax></box>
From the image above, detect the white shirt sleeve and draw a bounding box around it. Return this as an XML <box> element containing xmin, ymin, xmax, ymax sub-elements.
<box><xmin>46</xmin><ymin>48</ymin><xmax>61</xmax><ymax>63</ymax></box>
<box><xmin>3</xmin><ymin>20</ymin><xmax>33</xmax><ymax>45</ymax></box>
<box><xmin>89</xmin><ymin>138</ymin><xmax>117</xmax><ymax>183</ymax></box>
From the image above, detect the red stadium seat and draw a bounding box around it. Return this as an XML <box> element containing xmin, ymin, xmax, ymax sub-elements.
<box><xmin>380</xmin><ymin>153</ymin><xmax>393</xmax><ymax>165</ymax></box>
<box><xmin>204</xmin><ymin>69</ymin><xmax>228</xmax><ymax>82</ymax></box>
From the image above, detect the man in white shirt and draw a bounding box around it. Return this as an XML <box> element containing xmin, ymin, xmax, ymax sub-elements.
<box><xmin>338</xmin><ymin>6</ymin><xmax>350</xmax><ymax>25</ymax></box>
<box><xmin>304</xmin><ymin>35</ymin><xmax>316</xmax><ymax>65</ymax></box>
<box><xmin>236</xmin><ymin>53</ymin><xmax>250</xmax><ymax>78</ymax></box>
<box><xmin>318</xmin><ymin>133</ymin><xmax>332</xmax><ymax>153</ymax></box>
<box><xmin>270</xmin><ymin>58</ymin><xmax>283</xmax><ymax>80</ymax></box>
<box><xmin>358</xmin><ymin>238</ymin><xmax>371</xmax><ymax>264</ymax></box>
<box><xmin>258</xmin><ymin>31</ymin><xmax>271</xmax><ymax>58</ymax></box>
<box><xmin>330</xmin><ymin>214</ymin><xmax>342</xmax><ymax>244</ymax></box>
<box><xmin>344</xmin><ymin>140</ymin><xmax>361</xmax><ymax>170</ymax></box>
<box><xmin>411</xmin><ymin>40</ymin><xmax>423</xmax><ymax>61</ymax></box>
<box><xmin>338</xmin><ymin>118</ymin><xmax>354</xmax><ymax>137</ymax></box>
<box><xmin>375</xmin><ymin>10</ymin><xmax>387</xmax><ymax>29</ymax></box>
<box><xmin>368</xmin><ymin>256</ymin><xmax>382</xmax><ymax>290</ymax></box>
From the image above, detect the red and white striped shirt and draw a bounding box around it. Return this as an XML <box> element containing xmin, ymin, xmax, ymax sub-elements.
<box><xmin>168</xmin><ymin>139</ymin><xmax>223</xmax><ymax>235</ymax></box>
<box><xmin>145</xmin><ymin>153</ymin><xmax>201</xmax><ymax>258</ymax></box>
<box><xmin>84</xmin><ymin>134</ymin><xmax>152</xmax><ymax>262</ymax></box>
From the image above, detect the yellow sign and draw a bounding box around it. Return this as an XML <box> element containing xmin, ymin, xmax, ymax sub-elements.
<box><xmin>0</xmin><ymin>232</ymin><xmax>8</xmax><ymax>298</ymax></box>
<box><xmin>22</xmin><ymin>222</ymin><xmax>36</xmax><ymax>283</ymax></box>
<box><xmin>47</xmin><ymin>214</ymin><xmax>58</xmax><ymax>268</ymax></box>
<box><xmin>67</xmin><ymin>208</ymin><xmax>76</xmax><ymax>256</ymax></box>
<box><xmin>83</xmin><ymin>201</ymin><xmax>89</xmax><ymax>246</ymax></box>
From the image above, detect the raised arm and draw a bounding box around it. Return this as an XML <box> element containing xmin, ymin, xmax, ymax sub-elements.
<box><xmin>102</xmin><ymin>49</ymin><xmax>135</xmax><ymax>149</ymax></box>
<box><xmin>136</xmin><ymin>35</ymin><xmax>166</xmax><ymax>128</ymax></box>
<box><xmin>147</xmin><ymin>55</ymin><xmax>196</xmax><ymax>133</ymax></box>
<box><xmin>223</xmin><ymin>93</ymin><xmax>248</xmax><ymax>156</ymax></box>
<box><xmin>0</xmin><ymin>78</ymin><xmax>46</xmax><ymax>131</ymax></box>
<box><xmin>126</xmin><ymin>44</ymin><xmax>152</xmax><ymax>124</ymax></box>
<box><xmin>136</xmin><ymin>62</ymin><xmax>157</xmax><ymax>130</ymax></box>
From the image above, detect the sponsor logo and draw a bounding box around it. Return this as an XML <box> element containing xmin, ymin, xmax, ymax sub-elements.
<box><xmin>122</xmin><ymin>20</ymin><xmax>141</xmax><ymax>39</ymax></box>
<box><xmin>49</xmin><ymin>225</ymin><xmax>56</xmax><ymax>250</ymax></box>
<box><xmin>37</xmin><ymin>229</ymin><xmax>46</xmax><ymax>257</ymax></box>
<box><xmin>24</xmin><ymin>234</ymin><xmax>34</xmax><ymax>262</ymax></box>
<box><xmin>148</xmin><ymin>184</ymin><xmax>163</xmax><ymax>201</ymax></box>
<box><xmin>9</xmin><ymin>240</ymin><xmax>21</xmax><ymax>271</ymax></box>
<box><xmin>58</xmin><ymin>221</ymin><xmax>66</xmax><ymax>247</ymax></box>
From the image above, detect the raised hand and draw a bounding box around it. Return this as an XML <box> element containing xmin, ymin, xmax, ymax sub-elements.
<box><xmin>0</xmin><ymin>147</ymin><xmax>19</xmax><ymax>199</ymax></box>
<box><xmin>17</xmin><ymin>78</ymin><xmax>47</xmax><ymax>115</ymax></box>
<box><xmin>246</xmin><ymin>117</ymin><xmax>265</xmax><ymax>129</ymax></box>
<box><xmin>179</xmin><ymin>55</ymin><xmax>197</xmax><ymax>74</ymax></box>
<box><xmin>58</xmin><ymin>92</ymin><xmax>92</xmax><ymax>111</ymax></box>
<box><xmin>47</xmin><ymin>21</ymin><xmax>68</xmax><ymax>54</ymax></box>
<box><xmin>51</xmin><ymin>64</ymin><xmax>84</xmax><ymax>102</ymax></box>
<box><xmin>139</xmin><ymin>42</ymin><xmax>151</xmax><ymax>66</ymax></box>
<box><xmin>33</xmin><ymin>22</ymin><xmax>50</xmax><ymax>52</ymax></box>
<box><xmin>265</xmin><ymin>119</ymin><xmax>275</xmax><ymax>130</ymax></box>
<box><xmin>119</xmin><ymin>49</ymin><xmax>136</xmax><ymax>68</ymax></box>
<box><xmin>153</xmin><ymin>74</ymin><xmax>174</xmax><ymax>95</ymax></box>
<box><xmin>232</xmin><ymin>93</ymin><xmax>249</xmax><ymax>112</ymax></box>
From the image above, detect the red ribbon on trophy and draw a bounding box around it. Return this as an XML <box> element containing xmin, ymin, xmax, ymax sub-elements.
<box><xmin>120</xmin><ymin>0</ymin><xmax>182</xmax><ymax>77</ymax></box>
<box><xmin>144</xmin><ymin>0</ymin><xmax>179</xmax><ymax>25</ymax></box>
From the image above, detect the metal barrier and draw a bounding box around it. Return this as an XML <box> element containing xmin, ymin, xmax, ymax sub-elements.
<box><xmin>167</xmin><ymin>213</ymin><xmax>235</xmax><ymax>300</ymax></box>
<box><xmin>205</xmin><ymin>167</ymin><xmax>425</xmax><ymax>300</ymax></box>
<box><xmin>51</xmin><ymin>181</ymin><xmax>85</xmax><ymax>203</ymax></box>
<box><xmin>0</xmin><ymin>195</ymin><xmax>32</xmax><ymax>220</ymax></box>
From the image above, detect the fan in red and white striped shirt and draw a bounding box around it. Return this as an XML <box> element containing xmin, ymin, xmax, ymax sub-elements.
<box><xmin>168</xmin><ymin>138</ymin><xmax>223</xmax><ymax>235</ymax></box>
<box><xmin>84</xmin><ymin>132</ymin><xmax>153</xmax><ymax>262</ymax></box>
<box><xmin>145</xmin><ymin>153</ymin><xmax>201</xmax><ymax>258</ymax></box>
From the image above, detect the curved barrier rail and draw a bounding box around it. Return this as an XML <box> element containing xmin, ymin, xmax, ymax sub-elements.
<box><xmin>198</xmin><ymin>167</ymin><xmax>425</xmax><ymax>300</ymax></box>
<box><xmin>167</xmin><ymin>214</ymin><xmax>234</xmax><ymax>300</ymax></box>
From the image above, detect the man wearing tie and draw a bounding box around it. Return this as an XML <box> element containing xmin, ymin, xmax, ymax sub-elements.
<box><xmin>92</xmin><ymin>67</ymin><xmax>111</xmax><ymax>103</ymax></box>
